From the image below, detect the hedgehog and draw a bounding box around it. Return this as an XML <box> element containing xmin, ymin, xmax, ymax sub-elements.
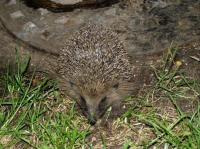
<box><xmin>58</xmin><ymin>24</ymin><xmax>134</xmax><ymax>125</ymax></box>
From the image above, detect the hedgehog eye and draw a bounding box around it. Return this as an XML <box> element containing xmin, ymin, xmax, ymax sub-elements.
<box><xmin>101</xmin><ymin>96</ymin><xmax>107</xmax><ymax>103</ymax></box>
<box><xmin>80</xmin><ymin>96</ymin><xmax>86</xmax><ymax>104</ymax></box>
<box><xmin>113</xmin><ymin>83</ymin><xmax>119</xmax><ymax>89</ymax></box>
<box><xmin>79</xmin><ymin>95</ymin><xmax>87</xmax><ymax>111</ymax></box>
<box><xmin>99</xmin><ymin>96</ymin><xmax>107</xmax><ymax>110</ymax></box>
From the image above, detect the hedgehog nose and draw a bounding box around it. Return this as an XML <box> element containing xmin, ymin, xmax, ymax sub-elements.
<box><xmin>88</xmin><ymin>114</ymin><xmax>97</xmax><ymax>125</ymax></box>
<box><xmin>88</xmin><ymin>118</ymin><xmax>97</xmax><ymax>125</ymax></box>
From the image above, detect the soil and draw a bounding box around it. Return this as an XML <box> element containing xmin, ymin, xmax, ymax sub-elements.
<box><xmin>0</xmin><ymin>0</ymin><xmax>199</xmax><ymax>148</ymax></box>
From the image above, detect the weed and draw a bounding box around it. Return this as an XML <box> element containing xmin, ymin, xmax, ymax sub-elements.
<box><xmin>0</xmin><ymin>50</ymin><xmax>90</xmax><ymax>148</ymax></box>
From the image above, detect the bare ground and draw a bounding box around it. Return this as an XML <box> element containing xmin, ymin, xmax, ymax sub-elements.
<box><xmin>0</xmin><ymin>2</ymin><xmax>200</xmax><ymax>147</ymax></box>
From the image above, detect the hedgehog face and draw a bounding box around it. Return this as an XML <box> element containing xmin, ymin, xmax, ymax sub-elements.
<box><xmin>66</xmin><ymin>81</ymin><xmax>122</xmax><ymax>125</ymax></box>
<box><xmin>80</xmin><ymin>84</ymin><xmax>121</xmax><ymax>125</ymax></box>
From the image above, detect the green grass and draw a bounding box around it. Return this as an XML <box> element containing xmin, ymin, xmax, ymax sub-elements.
<box><xmin>122</xmin><ymin>47</ymin><xmax>200</xmax><ymax>148</ymax></box>
<box><xmin>0</xmin><ymin>47</ymin><xmax>199</xmax><ymax>148</ymax></box>
<box><xmin>0</xmin><ymin>51</ymin><xmax>90</xmax><ymax>149</ymax></box>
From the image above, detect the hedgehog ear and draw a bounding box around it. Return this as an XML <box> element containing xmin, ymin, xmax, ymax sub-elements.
<box><xmin>113</xmin><ymin>83</ymin><xmax>119</xmax><ymax>89</ymax></box>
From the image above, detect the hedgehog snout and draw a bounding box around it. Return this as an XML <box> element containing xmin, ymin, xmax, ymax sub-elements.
<box><xmin>85</xmin><ymin>96</ymin><xmax>109</xmax><ymax>125</ymax></box>
<box><xmin>87</xmin><ymin>108</ymin><xmax>98</xmax><ymax>125</ymax></box>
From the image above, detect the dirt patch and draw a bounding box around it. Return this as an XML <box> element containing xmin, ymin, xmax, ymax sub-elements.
<box><xmin>0</xmin><ymin>0</ymin><xmax>199</xmax><ymax>148</ymax></box>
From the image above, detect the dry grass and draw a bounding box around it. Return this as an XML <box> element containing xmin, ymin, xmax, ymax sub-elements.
<box><xmin>0</xmin><ymin>46</ymin><xmax>199</xmax><ymax>148</ymax></box>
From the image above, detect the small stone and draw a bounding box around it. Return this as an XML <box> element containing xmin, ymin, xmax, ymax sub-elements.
<box><xmin>23</xmin><ymin>22</ymin><xmax>38</xmax><ymax>33</ymax></box>
<box><xmin>91</xmin><ymin>137</ymin><xmax>97</xmax><ymax>142</ymax></box>
<box><xmin>175</xmin><ymin>60</ymin><xmax>182</xmax><ymax>67</ymax></box>
<box><xmin>38</xmin><ymin>8</ymin><xmax>49</xmax><ymax>15</ymax></box>
<box><xmin>10</xmin><ymin>11</ymin><xmax>24</xmax><ymax>19</ymax></box>
<box><xmin>7</xmin><ymin>0</ymin><xmax>16</xmax><ymax>5</ymax></box>
<box><xmin>104</xmin><ymin>8</ymin><xmax>116</xmax><ymax>16</ymax></box>
<box><xmin>51</xmin><ymin>0</ymin><xmax>82</xmax><ymax>5</ymax></box>
<box><xmin>54</xmin><ymin>16</ymin><xmax>69</xmax><ymax>24</ymax></box>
